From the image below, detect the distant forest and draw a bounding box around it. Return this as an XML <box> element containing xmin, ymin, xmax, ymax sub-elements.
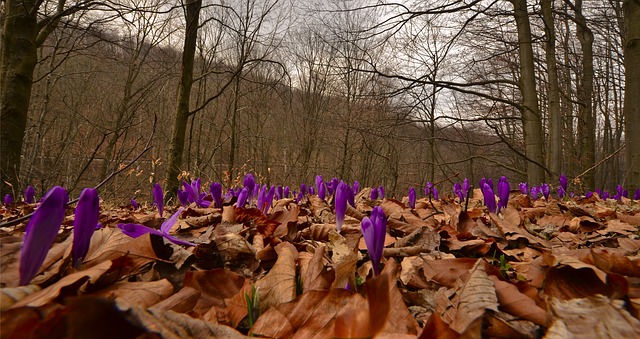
<box><xmin>2</xmin><ymin>0</ymin><xmax>639</xmax><ymax>201</ymax></box>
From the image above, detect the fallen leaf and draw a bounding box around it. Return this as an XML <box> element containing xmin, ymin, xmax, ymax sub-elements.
<box><xmin>255</xmin><ymin>242</ymin><xmax>298</xmax><ymax>310</ymax></box>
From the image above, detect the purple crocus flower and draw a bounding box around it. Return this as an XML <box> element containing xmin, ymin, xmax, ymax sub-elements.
<box><xmin>24</xmin><ymin>186</ymin><xmax>35</xmax><ymax>204</ymax></box>
<box><xmin>210</xmin><ymin>182</ymin><xmax>223</xmax><ymax>208</ymax></box>
<box><xmin>530</xmin><ymin>187</ymin><xmax>539</xmax><ymax>200</ymax></box>
<box><xmin>408</xmin><ymin>187</ymin><xmax>416</xmax><ymax>209</ymax></box>
<box><xmin>425</xmin><ymin>182</ymin><xmax>438</xmax><ymax>200</ymax></box>
<box><xmin>300</xmin><ymin>183</ymin><xmax>307</xmax><ymax>196</ymax></box>
<box><xmin>353</xmin><ymin>181</ymin><xmax>360</xmax><ymax>194</ymax></box>
<box><xmin>634</xmin><ymin>189</ymin><xmax>640</xmax><ymax>200</ymax></box>
<box><xmin>131</xmin><ymin>198</ymin><xmax>139</xmax><ymax>210</ymax></box>
<box><xmin>557</xmin><ymin>186</ymin><xmax>566</xmax><ymax>199</ymax></box>
<box><xmin>519</xmin><ymin>182</ymin><xmax>528</xmax><ymax>195</ymax></box>
<box><xmin>482</xmin><ymin>183</ymin><xmax>497</xmax><ymax>213</ymax></box>
<box><xmin>586</xmin><ymin>191</ymin><xmax>593</xmax><ymax>199</ymax></box>
<box><xmin>328</xmin><ymin>178</ymin><xmax>339</xmax><ymax>196</ymax></box>
<box><xmin>264</xmin><ymin>186</ymin><xmax>275</xmax><ymax>214</ymax></box>
<box><xmin>602</xmin><ymin>191</ymin><xmax>610</xmax><ymax>200</ymax></box>
<box><xmin>559</xmin><ymin>175</ymin><xmax>568</xmax><ymax>193</ymax></box>
<box><xmin>225</xmin><ymin>188</ymin><xmax>235</xmax><ymax>200</ymax></box>
<box><xmin>596</xmin><ymin>188</ymin><xmax>603</xmax><ymax>197</ymax></box>
<box><xmin>335</xmin><ymin>181</ymin><xmax>348</xmax><ymax>232</ymax></box>
<box><xmin>453</xmin><ymin>182</ymin><xmax>463</xmax><ymax>201</ymax></box>
<box><xmin>378</xmin><ymin>186</ymin><xmax>385</xmax><ymax>199</ymax></box>
<box><xmin>72</xmin><ymin>188</ymin><xmax>99</xmax><ymax>268</ymax></box>
<box><xmin>361</xmin><ymin>206</ymin><xmax>386</xmax><ymax>276</ymax></box>
<box><xmin>244</xmin><ymin>174</ymin><xmax>256</xmax><ymax>206</ymax></box>
<box><xmin>275</xmin><ymin>185</ymin><xmax>283</xmax><ymax>200</ymax></box>
<box><xmin>370</xmin><ymin>187</ymin><xmax>379</xmax><ymax>200</ymax></box>
<box><xmin>20</xmin><ymin>186</ymin><xmax>68</xmax><ymax>285</ymax></box>
<box><xmin>497</xmin><ymin>176</ymin><xmax>509</xmax><ymax>211</ymax></box>
<box><xmin>118</xmin><ymin>208</ymin><xmax>194</xmax><ymax>247</ymax></box>
<box><xmin>177</xmin><ymin>189</ymin><xmax>189</xmax><ymax>207</ymax></box>
<box><xmin>318</xmin><ymin>181</ymin><xmax>326</xmax><ymax>201</ymax></box>
<box><xmin>284</xmin><ymin>186</ymin><xmax>290</xmax><ymax>198</ymax></box>
<box><xmin>153</xmin><ymin>183</ymin><xmax>164</xmax><ymax>217</ymax></box>
<box><xmin>346</xmin><ymin>184</ymin><xmax>355</xmax><ymax>207</ymax></box>
<box><xmin>4</xmin><ymin>194</ymin><xmax>13</xmax><ymax>206</ymax></box>
<box><xmin>236</xmin><ymin>187</ymin><xmax>249</xmax><ymax>208</ymax></box>
<box><xmin>315</xmin><ymin>175</ymin><xmax>324</xmax><ymax>194</ymax></box>
<box><xmin>462</xmin><ymin>178</ymin><xmax>470</xmax><ymax>195</ymax></box>
<box><xmin>309</xmin><ymin>187</ymin><xmax>315</xmax><ymax>195</ymax></box>
<box><xmin>540</xmin><ymin>184</ymin><xmax>551</xmax><ymax>201</ymax></box>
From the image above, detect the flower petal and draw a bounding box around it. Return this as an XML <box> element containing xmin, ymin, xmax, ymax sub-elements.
<box><xmin>72</xmin><ymin>188</ymin><xmax>100</xmax><ymax>267</ymax></box>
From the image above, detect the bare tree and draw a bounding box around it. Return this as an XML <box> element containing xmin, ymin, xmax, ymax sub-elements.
<box><xmin>624</xmin><ymin>0</ymin><xmax>640</xmax><ymax>189</ymax></box>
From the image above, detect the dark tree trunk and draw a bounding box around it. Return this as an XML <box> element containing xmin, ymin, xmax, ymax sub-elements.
<box><xmin>0</xmin><ymin>0</ymin><xmax>38</xmax><ymax>196</ymax></box>
<box><xmin>624</xmin><ymin>0</ymin><xmax>640</xmax><ymax>190</ymax></box>
<box><xmin>165</xmin><ymin>0</ymin><xmax>202</xmax><ymax>196</ymax></box>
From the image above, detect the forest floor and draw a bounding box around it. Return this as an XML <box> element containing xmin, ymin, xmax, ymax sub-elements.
<box><xmin>1</xmin><ymin>188</ymin><xmax>640</xmax><ymax>338</ymax></box>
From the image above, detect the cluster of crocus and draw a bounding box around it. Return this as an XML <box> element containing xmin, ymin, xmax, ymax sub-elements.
<box><xmin>369</xmin><ymin>185</ymin><xmax>385</xmax><ymax>200</ymax></box>
<box><xmin>408</xmin><ymin>187</ymin><xmax>416</xmax><ymax>209</ymax></box>
<box><xmin>361</xmin><ymin>206</ymin><xmax>387</xmax><ymax>276</ymax></box>
<box><xmin>3</xmin><ymin>194</ymin><xmax>13</xmax><ymax>206</ymax></box>
<box><xmin>20</xmin><ymin>186</ymin><xmax>68</xmax><ymax>285</ymax></box>
<box><xmin>613</xmin><ymin>185</ymin><xmax>629</xmax><ymax>201</ymax></box>
<box><xmin>557</xmin><ymin>175</ymin><xmax>568</xmax><ymax>198</ymax></box>
<box><xmin>425</xmin><ymin>182</ymin><xmax>438</xmax><ymax>200</ymax></box>
<box><xmin>257</xmin><ymin>185</ymin><xmax>276</xmax><ymax>214</ymax></box>
<box><xmin>453</xmin><ymin>178</ymin><xmax>470</xmax><ymax>202</ymax></box>
<box><xmin>118</xmin><ymin>207</ymin><xmax>194</xmax><ymax>246</ymax></box>
<box><xmin>153</xmin><ymin>183</ymin><xmax>164</xmax><ymax>217</ymax></box>
<box><xmin>179</xmin><ymin>179</ymin><xmax>211</xmax><ymax>208</ymax></box>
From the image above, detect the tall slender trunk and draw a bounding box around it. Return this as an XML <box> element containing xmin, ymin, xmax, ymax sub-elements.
<box><xmin>624</xmin><ymin>0</ymin><xmax>640</xmax><ymax>190</ymax></box>
<box><xmin>165</xmin><ymin>0</ymin><xmax>202</xmax><ymax>196</ymax></box>
<box><xmin>574</xmin><ymin>0</ymin><xmax>596</xmax><ymax>190</ymax></box>
<box><xmin>511</xmin><ymin>0</ymin><xmax>546</xmax><ymax>185</ymax></box>
<box><xmin>0</xmin><ymin>0</ymin><xmax>38</xmax><ymax>196</ymax></box>
<box><xmin>542</xmin><ymin>0</ymin><xmax>562</xmax><ymax>177</ymax></box>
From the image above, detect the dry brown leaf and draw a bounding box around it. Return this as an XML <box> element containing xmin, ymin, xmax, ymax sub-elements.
<box><xmin>328</xmin><ymin>231</ymin><xmax>358</xmax><ymax>289</ymax></box>
<box><xmin>0</xmin><ymin>285</ymin><xmax>41</xmax><ymax>311</ymax></box>
<box><xmin>250</xmin><ymin>289</ymin><xmax>354</xmax><ymax>338</ymax></box>
<box><xmin>183</xmin><ymin>269</ymin><xmax>246</xmax><ymax>320</ymax></box>
<box><xmin>150</xmin><ymin>286</ymin><xmax>201</xmax><ymax>313</ymax></box>
<box><xmin>11</xmin><ymin>258</ymin><xmax>120</xmax><ymax>308</ymax></box>
<box><xmin>378</xmin><ymin>259</ymin><xmax>420</xmax><ymax>336</ymax></box>
<box><xmin>92</xmin><ymin>279</ymin><xmax>173</xmax><ymax>308</ymax></box>
<box><xmin>489</xmin><ymin>275</ymin><xmax>547</xmax><ymax>326</ymax></box>
<box><xmin>301</xmin><ymin>244</ymin><xmax>334</xmax><ymax>292</ymax></box>
<box><xmin>224</xmin><ymin>279</ymin><xmax>252</xmax><ymax>328</ymax></box>
<box><xmin>255</xmin><ymin>242</ymin><xmax>298</xmax><ymax>310</ymax></box>
<box><xmin>545</xmin><ymin>295</ymin><xmax>640</xmax><ymax>339</ymax></box>
<box><xmin>212</xmin><ymin>225</ymin><xmax>258</xmax><ymax>272</ymax></box>
<box><xmin>419</xmin><ymin>312</ymin><xmax>460</xmax><ymax>339</ymax></box>
<box><xmin>422</xmin><ymin>257</ymin><xmax>497</xmax><ymax>288</ymax></box>
<box><xmin>81</xmin><ymin>228</ymin><xmax>161</xmax><ymax>273</ymax></box>
<box><xmin>581</xmin><ymin>248</ymin><xmax>640</xmax><ymax>277</ymax></box>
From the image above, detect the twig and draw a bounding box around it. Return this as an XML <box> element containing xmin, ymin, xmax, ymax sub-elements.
<box><xmin>574</xmin><ymin>144</ymin><xmax>625</xmax><ymax>182</ymax></box>
<box><xmin>0</xmin><ymin>116</ymin><xmax>157</xmax><ymax>228</ymax></box>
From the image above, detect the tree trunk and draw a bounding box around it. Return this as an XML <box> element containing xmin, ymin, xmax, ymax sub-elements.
<box><xmin>0</xmin><ymin>0</ymin><xmax>38</xmax><ymax>196</ymax></box>
<box><xmin>511</xmin><ymin>0</ymin><xmax>546</xmax><ymax>185</ymax></box>
<box><xmin>624</xmin><ymin>0</ymin><xmax>640</xmax><ymax>190</ymax></box>
<box><xmin>165</xmin><ymin>0</ymin><xmax>202</xmax><ymax>195</ymax></box>
<box><xmin>573</xmin><ymin>0</ymin><xmax>596</xmax><ymax>190</ymax></box>
<box><xmin>542</xmin><ymin>0</ymin><xmax>562</xmax><ymax>178</ymax></box>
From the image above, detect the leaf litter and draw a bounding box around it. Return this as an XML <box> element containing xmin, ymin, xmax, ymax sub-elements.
<box><xmin>1</xmin><ymin>189</ymin><xmax>640</xmax><ymax>338</ymax></box>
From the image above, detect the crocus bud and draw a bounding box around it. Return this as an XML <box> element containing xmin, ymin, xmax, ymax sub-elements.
<box><xmin>482</xmin><ymin>183</ymin><xmax>497</xmax><ymax>214</ymax></box>
<box><xmin>541</xmin><ymin>184</ymin><xmax>550</xmax><ymax>201</ymax></box>
<box><xmin>24</xmin><ymin>186</ymin><xmax>35</xmax><ymax>204</ymax></box>
<box><xmin>131</xmin><ymin>198</ymin><xmax>139</xmax><ymax>210</ymax></box>
<box><xmin>408</xmin><ymin>187</ymin><xmax>416</xmax><ymax>209</ymax></box>
<box><xmin>284</xmin><ymin>186</ymin><xmax>290</xmax><ymax>198</ymax></box>
<box><xmin>244</xmin><ymin>174</ymin><xmax>256</xmax><ymax>206</ymax></box>
<box><xmin>370</xmin><ymin>187</ymin><xmax>378</xmax><ymax>200</ymax></box>
<box><xmin>634</xmin><ymin>189</ymin><xmax>640</xmax><ymax>200</ymax></box>
<box><xmin>559</xmin><ymin>175</ymin><xmax>568</xmax><ymax>192</ymax></box>
<box><xmin>177</xmin><ymin>189</ymin><xmax>189</xmax><ymax>207</ymax></box>
<box><xmin>72</xmin><ymin>188</ymin><xmax>99</xmax><ymax>267</ymax></box>
<box><xmin>210</xmin><ymin>182</ymin><xmax>223</xmax><ymax>208</ymax></box>
<box><xmin>153</xmin><ymin>183</ymin><xmax>164</xmax><ymax>217</ymax></box>
<box><xmin>353</xmin><ymin>181</ymin><xmax>360</xmax><ymax>194</ymax></box>
<box><xmin>519</xmin><ymin>182</ymin><xmax>528</xmax><ymax>195</ymax></box>
<box><xmin>361</xmin><ymin>206</ymin><xmax>386</xmax><ymax>276</ymax></box>
<box><xmin>236</xmin><ymin>187</ymin><xmax>249</xmax><ymax>208</ymax></box>
<box><xmin>4</xmin><ymin>194</ymin><xmax>13</xmax><ymax>206</ymax></box>
<box><xmin>497</xmin><ymin>176</ymin><xmax>509</xmax><ymax>211</ymax></box>
<box><xmin>318</xmin><ymin>182</ymin><xmax>326</xmax><ymax>201</ymax></box>
<box><xmin>20</xmin><ymin>186</ymin><xmax>68</xmax><ymax>285</ymax></box>
<box><xmin>378</xmin><ymin>186</ymin><xmax>385</xmax><ymax>199</ymax></box>
<box><xmin>335</xmin><ymin>181</ymin><xmax>348</xmax><ymax>232</ymax></box>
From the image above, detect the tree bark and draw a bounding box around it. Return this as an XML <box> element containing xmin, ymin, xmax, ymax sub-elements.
<box><xmin>573</xmin><ymin>0</ymin><xmax>596</xmax><ymax>190</ymax></box>
<box><xmin>165</xmin><ymin>0</ymin><xmax>202</xmax><ymax>195</ymax></box>
<box><xmin>542</xmin><ymin>0</ymin><xmax>562</xmax><ymax>178</ymax></box>
<box><xmin>624</xmin><ymin>0</ymin><xmax>640</xmax><ymax>190</ymax></box>
<box><xmin>0</xmin><ymin>0</ymin><xmax>38</xmax><ymax>196</ymax></box>
<box><xmin>510</xmin><ymin>0</ymin><xmax>546</xmax><ymax>185</ymax></box>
